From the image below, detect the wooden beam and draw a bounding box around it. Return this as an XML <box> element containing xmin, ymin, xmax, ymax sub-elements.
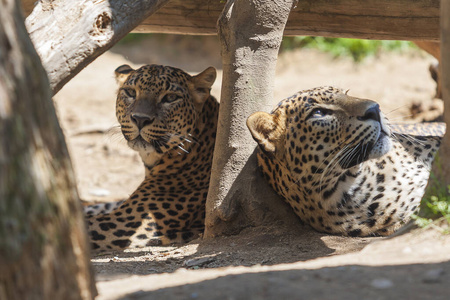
<box><xmin>133</xmin><ymin>0</ymin><xmax>439</xmax><ymax>40</ymax></box>
<box><xmin>23</xmin><ymin>0</ymin><xmax>440</xmax><ymax>40</ymax></box>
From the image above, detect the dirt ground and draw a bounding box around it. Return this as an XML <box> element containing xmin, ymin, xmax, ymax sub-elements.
<box><xmin>54</xmin><ymin>36</ymin><xmax>450</xmax><ymax>299</ymax></box>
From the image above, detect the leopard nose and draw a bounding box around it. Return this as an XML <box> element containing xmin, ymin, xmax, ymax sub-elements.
<box><xmin>358</xmin><ymin>104</ymin><xmax>381</xmax><ymax>123</ymax></box>
<box><xmin>131</xmin><ymin>113</ymin><xmax>154</xmax><ymax>129</ymax></box>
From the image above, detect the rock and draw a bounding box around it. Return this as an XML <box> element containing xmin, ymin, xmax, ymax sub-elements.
<box><xmin>88</xmin><ymin>188</ymin><xmax>111</xmax><ymax>197</ymax></box>
<box><xmin>183</xmin><ymin>257</ymin><xmax>215</xmax><ymax>267</ymax></box>
<box><xmin>422</xmin><ymin>268</ymin><xmax>444</xmax><ymax>284</ymax></box>
<box><xmin>370</xmin><ymin>278</ymin><xmax>394</xmax><ymax>289</ymax></box>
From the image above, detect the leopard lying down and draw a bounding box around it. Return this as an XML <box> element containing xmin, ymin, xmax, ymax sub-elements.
<box><xmin>85</xmin><ymin>64</ymin><xmax>219</xmax><ymax>251</ymax></box>
<box><xmin>247</xmin><ymin>86</ymin><xmax>445</xmax><ymax>237</ymax></box>
<box><xmin>86</xmin><ymin>73</ymin><xmax>444</xmax><ymax>250</ymax></box>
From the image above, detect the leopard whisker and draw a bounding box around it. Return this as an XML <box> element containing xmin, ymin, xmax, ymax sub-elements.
<box><xmin>312</xmin><ymin>139</ymin><xmax>348</xmax><ymax>178</ymax></box>
<box><xmin>386</xmin><ymin>115</ymin><xmax>416</xmax><ymax>122</ymax></box>
<box><xmin>393</xmin><ymin>132</ymin><xmax>426</xmax><ymax>146</ymax></box>
<box><xmin>385</xmin><ymin>105</ymin><xmax>407</xmax><ymax>116</ymax></box>
<box><xmin>319</xmin><ymin>142</ymin><xmax>353</xmax><ymax>193</ymax></box>
<box><xmin>319</xmin><ymin>141</ymin><xmax>348</xmax><ymax>176</ymax></box>
<box><xmin>336</xmin><ymin>142</ymin><xmax>360</xmax><ymax>171</ymax></box>
<box><xmin>178</xmin><ymin>145</ymin><xmax>190</xmax><ymax>154</ymax></box>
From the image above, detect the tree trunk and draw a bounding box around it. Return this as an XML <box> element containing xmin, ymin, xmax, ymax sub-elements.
<box><xmin>433</xmin><ymin>0</ymin><xmax>450</xmax><ymax>185</ymax></box>
<box><xmin>204</xmin><ymin>0</ymin><xmax>300</xmax><ymax>238</ymax></box>
<box><xmin>0</xmin><ymin>1</ymin><xmax>96</xmax><ymax>299</ymax></box>
<box><xmin>25</xmin><ymin>0</ymin><xmax>169</xmax><ymax>95</ymax></box>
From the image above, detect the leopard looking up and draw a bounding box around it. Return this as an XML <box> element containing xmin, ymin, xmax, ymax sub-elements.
<box><xmin>86</xmin><ymin>64</ymin><xmax>218</xmax><ymax>251</ymax></box>
<box><xmin>247</xmin><ymin>86</ymin><xmax>444</xmax><ymax>237</ymax></box>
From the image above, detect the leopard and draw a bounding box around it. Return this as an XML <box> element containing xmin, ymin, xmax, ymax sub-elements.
<box><xmin>247</xmin><ymin>86</ymin><xmax>445</xmax><ymax>237</ymax></box>
<box><xmin>85</xmin><ymin>64</ymin><xmax>219</xmax><ymax>251</ymax></box>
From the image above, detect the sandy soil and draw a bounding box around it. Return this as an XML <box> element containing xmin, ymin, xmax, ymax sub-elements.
<box><xmin>53</xmin><ymin>36</ymin><xmax>449</xmax><ymax>299</ymax></box>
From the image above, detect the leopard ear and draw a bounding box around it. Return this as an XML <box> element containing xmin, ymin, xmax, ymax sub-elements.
<box><xmin>191</xmin><ymin>67</ymin><xmax>217</xmax><ymax>109</ymax></box>
<box><xmin>247</xmin><ymin>110</ymin><xmax>286</xmax><ymax>154</ymax></box>
<box><xmin>115</xmin><ymin>64</ymin><xmax>134</xmax><ymax>86</ymax></box>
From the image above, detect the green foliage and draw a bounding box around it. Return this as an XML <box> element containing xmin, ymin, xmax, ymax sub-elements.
<box><xmin>117</xmin><ymin>33</ymin><xmax>153</xmax><ymax>45</ymax></box>
<box><xmin>412</xmin><ymin>190</ymin><xmax>450</xmax><ymax>233</ymax></box>
<box><xmin>412</xmin><ymin>158</ymin><xmax>450</xmax><ymax>232</ymax></box>
<box><xmin>280</xmin><ymin>37</ymin><xmax>415</xmax><ymax>62</ymax></box>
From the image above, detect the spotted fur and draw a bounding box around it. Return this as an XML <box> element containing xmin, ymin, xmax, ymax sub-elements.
<box><xmin>84</xmin><ymin>200</ymin><xmax>124</xmax><ymax>217</ymax></box>
<box><xmin>86</xmin><ymin>64</ymin><xmax>218</xmax><ymax>251</ymax></box>
<box><xmin>247</xmin><ymin>86</ymin><xmax>444</xmax><ymax>237</ymax></box>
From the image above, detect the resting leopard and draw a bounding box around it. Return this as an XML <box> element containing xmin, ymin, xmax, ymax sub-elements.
<box><xmin>86</xmin><ymin>64</ymin><xmax>218</xmax><ymax>251</ymax></box>
<box><xmin>247</xmin><ymin>86</ymin><xmax>445</xmax><ymax>237</ymax></box>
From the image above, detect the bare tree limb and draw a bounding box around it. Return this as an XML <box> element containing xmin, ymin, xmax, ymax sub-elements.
<box><xmin>25</xmin><ymin>0</ymin><xmax>169</xmax><ymax>95</ymax></box>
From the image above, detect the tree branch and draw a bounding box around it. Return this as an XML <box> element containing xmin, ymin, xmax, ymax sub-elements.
<box><xmin>25</xmin><ymin>0</ymin><xmax>169</xmax><ymax>95</ymax></box>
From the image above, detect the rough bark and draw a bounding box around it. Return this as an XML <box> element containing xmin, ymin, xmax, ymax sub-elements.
<box><xmin>0</xmin><ymin>1</ymin><xmax>96</xmax><ymax>299</ymax></box>
<box><xmin>204</xmin><ymin>0</ymin><xmax>300</xmax><ymax>238</ymax></box>
<box><xmin>25</xmin><ymin>0</ymin><xmax>169</xmax><ymax>95</ymax></box>
<box><xmin>432</xmin><ymin>0</ymin><xmax>450</xmax><ymax>185</ymax></box>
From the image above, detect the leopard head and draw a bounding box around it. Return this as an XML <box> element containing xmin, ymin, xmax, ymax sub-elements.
<box><xmin>115</xmin><ymin>64</ymin><xmax>216</xmax><ymax>167</ymax></box>
<box><xmin>247</xmin><ymin>86</ymin><xmax>392</xmax><ymax>174</ymax></box>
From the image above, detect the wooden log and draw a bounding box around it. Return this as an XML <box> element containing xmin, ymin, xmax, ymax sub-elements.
<box><xmin>25</xmin><ymin>0</ymin><xmax>169</xmax><ymax>95</ymax></box>
<box><xmin>23</xmin><ymin>0</ymin><xmax>439</xmax><ymax>40</ymax></box>
<box><xmin>0</xmin><ymin>0</ymin><xmax>96</xmax><ymax>298</ymax></box>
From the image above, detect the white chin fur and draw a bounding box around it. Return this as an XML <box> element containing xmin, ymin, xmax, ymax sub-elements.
<box><xmin>368</xmin><ymin>133</ymin><xmax>392</xmax><ymax>159</ymax></box>
<box><xmin>128</xmin><ymin>140</ymin><xmax>163</xmax><ymax>168</ymax></box>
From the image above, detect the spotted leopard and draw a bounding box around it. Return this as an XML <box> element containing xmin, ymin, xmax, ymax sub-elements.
<box><xmin>247</xmin><ymin>86</ymin><xmax>444</xmax><ymax>237</ymax></box>
<box><xmin>86</xmin><ymin>64</ymin><xmax>218</xmax><ymax>250</ymax></box>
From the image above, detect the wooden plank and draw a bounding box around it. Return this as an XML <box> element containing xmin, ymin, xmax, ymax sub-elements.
<box><xmin>133</xmin><ymin>0</ymin><xmax>439</xmax><ymax>40</ymax></box>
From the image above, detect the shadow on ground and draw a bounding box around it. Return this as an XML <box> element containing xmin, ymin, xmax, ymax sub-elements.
<box><xmin>118</xmin><ymin>261</ymin><xmax>450</xmax><ymax>300</ymax></box>
<box><xmin>92</xmin><ymin>223</ymin><xmax>374</xmax><ymax>281</ymax></box>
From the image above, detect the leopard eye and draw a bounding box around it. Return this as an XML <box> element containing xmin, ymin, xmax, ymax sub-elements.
<box><xmin>312</xmin><ymin>109</ymin><xmax>325</xmax><ymax>117</ymax></box>
<box><xmin>309</xmin><ymin>108</ymin><xmax>330</xmax><ymax>119</ymax></box>
<box><xmin>162</xmin><ymin>93</ymin><xmax>180</xmax><ymax>103</ymax></box>
<box><xmin>123</xmin><ymin>88</ymin><xmax>136</xmax><ymax>98</ymax></box>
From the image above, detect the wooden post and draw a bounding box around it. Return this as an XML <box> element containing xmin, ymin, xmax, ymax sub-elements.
<box><xmin>0</xmin><ymin>1</ymin><xmax>96</xmax><ymax>299</ymax></box>
<box><xmin>437</xmin><ymin>0</ymin><xmax>450</xmax><ymax>184</ymax></box>
<box><xmin>204</xmin><ymin>0</ymin><xmax>300</xmax><ymax>238</ymax></box>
